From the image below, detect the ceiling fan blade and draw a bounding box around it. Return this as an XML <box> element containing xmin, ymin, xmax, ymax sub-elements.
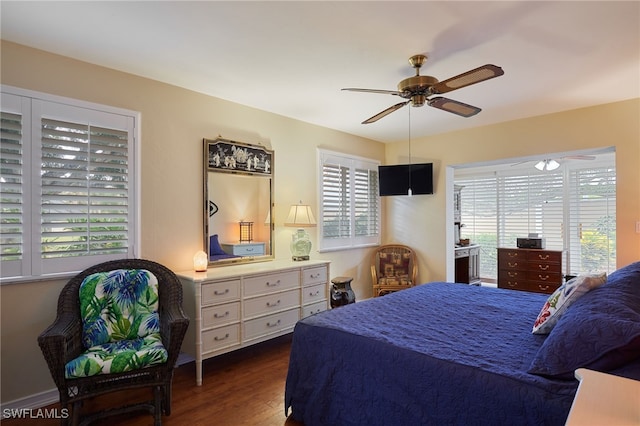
<box><xmin>362</xmin><ymin>101</ymin><xmax>410</xmax><ymax>124</ymax></box>
<box><xmin>430</xmin><ymin>64</ymin><xmax>504</xmax><ymax>94</ymax></box>
<box><xmin>342</xmin><ymin>88</ymin><xmax>403</xmax><ymax>96</ymax></box>
<box><xmin>563</xmin><ymin>155</ymin><xmax>595</xmax><ymax>160</ymax></box>
<box><xmin>428</xmin><ymin>97</ymin><xmax>481</xmax><ymax>117</ymax></box>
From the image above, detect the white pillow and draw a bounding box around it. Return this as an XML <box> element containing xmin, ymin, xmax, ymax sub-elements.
<box><xmin>532</xmin><ymin>273</ymin><xmax>607</xmax><ymax>334</ymax></box>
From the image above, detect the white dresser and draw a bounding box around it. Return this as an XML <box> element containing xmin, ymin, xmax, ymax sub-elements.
<box><xmin>177</xmin><ymin>259</ymin><xmax>330</xmax><ymax>385</ymax></box>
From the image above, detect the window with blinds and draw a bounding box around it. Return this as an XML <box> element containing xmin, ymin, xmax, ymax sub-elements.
<box><xmin>318</xmin><ymin>149</ymin><xmax>380</xmax><ymax>251</ymax></box>
<box><xmin>455</xmin><ymin>155</ymin><xmax>616</xmax><ymax>280</ymax></box>
<box><xmin>1</xmin><ymin>88</ymin><xmax>137</xmax><ymax>281</ymax></box>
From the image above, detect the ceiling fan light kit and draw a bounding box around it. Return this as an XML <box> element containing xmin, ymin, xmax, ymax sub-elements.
<box><xmin>343</xmin><ymin>54</ymin><xmax>504</xmax><ymax>124</ymax></box>
<box><xmin>535</xmin><ymin>159</ymin><xmax>560</xmax><ymax>171</ymax></box>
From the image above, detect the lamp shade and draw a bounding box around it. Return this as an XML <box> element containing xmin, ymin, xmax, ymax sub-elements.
<box><xmin>285</xmin><ymin>204</ymin><xmax>316</xmax><ymax>227</ymax></box>
<box><xmin>193</xmin><ymin>250</ymin><xmax>208</xmax><ymax>272</ymax></box>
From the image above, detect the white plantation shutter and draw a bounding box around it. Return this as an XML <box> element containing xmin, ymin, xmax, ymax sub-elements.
<box><xmin>319</xmin><ymin>150</ymin><xmax>380</xmax><ymax>251</ymax></box>
<box><xmin>321</xmin><ymin>162</ymin><xmax>351</xmax><ymax>240</ymax></box>
<box><xmin>0</xmin><ymin>94</ymin><xmax>30</xmax><ymax>278</ymax></box>
<box><xmin>1</xmin><ymin>87</ymin><xmax>138</xmax><ymax>281</ymax></box>
<box><xmin>40</xmin><ymin>119</ymin><xmax>130</xmax><ymax>260</ymax></box>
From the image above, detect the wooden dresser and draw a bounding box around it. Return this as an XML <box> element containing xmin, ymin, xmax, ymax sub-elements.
<box><xmin>497</xmin><ymin>248</ymin><xmax>563</xmax><ymax>294</ymax></box>
<box><xmin>178</xmin><ymin>259</ymin><xmax>330</xmax><ymax>385</ymax></box>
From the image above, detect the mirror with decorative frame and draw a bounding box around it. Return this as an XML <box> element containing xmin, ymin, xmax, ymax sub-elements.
<box><xmin>203</xmin><ymin>137</ymin><xmax>274</xmax><ymax>266</ymax></box>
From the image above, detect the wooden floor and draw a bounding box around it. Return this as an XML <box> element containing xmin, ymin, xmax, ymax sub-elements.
<box><xmin>5</xmin><ymin>335</ymin><xmax>303</xmax><ymax>426</ymax></box>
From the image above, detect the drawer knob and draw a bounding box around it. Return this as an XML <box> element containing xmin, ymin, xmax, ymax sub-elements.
<box><xmin>266</xmin><ymin>280</ymin><xmax>281</xmax><ymax>287</ymax></box>
<box><xmin>309</xmin><ymin>290</ymin><xmax>320</xmax><ymax>296</ymax></box>
<box><xmin>507</xmin><ymin>252</ymin><xmax>518</xmax><ymax>258</ymax></box>
<box><xmin>538</xmin><ymin>264</ymin><xmax>550</xmax><ymax>271</ymax></box>
<box><xmin>266</xmin><ymin>300</ymin><xmax>281</xmax><ymax>307</ymax></box>
<box><xmin>538</xmin><ymin>285</ymin><xmax>550</xmax><ymax>291</ymax></box>
<box><xmin>538</xmin><ymin>274</ymin><xmax>551</xmax><ymax>281</ymax></box>
<box><xmin>508</xmin><ymin>262</ymin><xmax>518</xmax><ymax>268</ymax></box>
<box><xmin>508</xmin><ymin>272</ymin><xmax>518</xmax><ymax>278</ymax></box>
<box><xmin>538</xmin><ymin>254</ymin><xmax>550</xmax><ymax>260</ymax></box>
<box><xmin>214</xmin><ymin>333</ymin><xmax>230</xmax><ymax>341</ymax></box>
<box><xmin>214</xmin><ymin>289</ymin><xmax>230</xmax><ymax>296</ymax></box>
<box><xmin>213</xmin><ymin>311</ymin><xmax>230</xmax><ymax>319</ymax></box>
<box><xmin>267</xmin><ymin>319</ymin><xmax>281</xmax><ymax>328</ymax></box>
<box><xmin>310</xmin><ymin>273</ymin><xmax>320</xmax><ymax>279</ymax></box>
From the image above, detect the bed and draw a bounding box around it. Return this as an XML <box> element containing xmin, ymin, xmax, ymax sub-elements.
<box><xmin>285</xmin><ymin>261</ymin><xmax>640</xmax><ymax>425</ymax></box>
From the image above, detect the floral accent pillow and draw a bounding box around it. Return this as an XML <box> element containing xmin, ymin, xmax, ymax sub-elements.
<box><xmin>532</xmin><ymin>272</ymin><xmax>607</xmax><ymax>334</ymax></box>
<box><xmin>79</xmin><ymin>269</ymin><xmax>160</xmax><ymax>348</ymax></box>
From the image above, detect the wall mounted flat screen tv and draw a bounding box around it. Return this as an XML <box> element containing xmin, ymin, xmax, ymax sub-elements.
<box><xmin>378</xmin><ymin>163</ymin><xmax>434</xmax><ymax>196</ymax></box>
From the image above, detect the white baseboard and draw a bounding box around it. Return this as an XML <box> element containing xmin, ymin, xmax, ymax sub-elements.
<box><xmin>1</xmin><ymin>388</ymin><xmax>59</xmax><ymax>411</ymax></box>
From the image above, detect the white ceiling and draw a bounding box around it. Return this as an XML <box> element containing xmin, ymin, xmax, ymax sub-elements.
<box><xmin>2</xmin><ymin>1</ymin><xmax>639</xmax><ymax>144</ymax></box>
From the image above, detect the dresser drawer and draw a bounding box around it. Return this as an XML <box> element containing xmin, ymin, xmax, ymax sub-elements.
<box><xmin>243</xmin><ymin>308</ymin><xmax>300</xmax><ymax>341</ymax></box>
<box><xmin>500</xmin><ymin>258</ymin><xmax>526</xmax><ymax>271</ymax></box>
<box><xmin>302</xmin><ymin>301</ymin><xmax>327</xmax><ymax>318</ymax></box>
<box><xmin>498</xmin><ymin>248</ymin><xmax>527</xmax><ymax>262</ymax></box>
<box><xmin>498</xmin><ymin>269</ymin><xmax>526</xmax><ymax>280</ymax></box>
<box><xmin>221</xmin><ymin>242</ymin><xmax>265</xmax><ymax>256</ymax></box>
<box><xmin>202</xmin><ymin>279</ymin><xmax>241</xmax><ymax>305</ymax></box>
<box><xmin>302</xmin><ymin>266</ymin><xmax>327</xmax><ymax>286</ymax></box>
<box><xmin>244</xmin><ymin>289</ymin><xmax>300</xmax><ymax>318</ymax></box>
<box><xmin>202</xmin><ymin>302</ymin><xmax>240</xmax><ymax>329</ymax></box>
<box><xmin>527</xmin><ymin>281</ymin><xmax>561</xmax><ymax>294</ymax></box>
<box><xmin>302</xmin><ymin>282</ymin><xmax>326</xmax><ymax>304</ymax></box>
<box><xmin>497</xmin><ymin>272</ymin><xmax>529</xmax><ymax>292</ymax></box>
<box><xmin>202</xmin><ymin>324</ymin><xmax>240</xmax><ymax>354</ymax></box>
<box><xmin>243</xmin><ymin>270</ymin><xmax>299</xmax><ymax>297</ymax></box>
<box><xmin>527</xmin><ymin>250</ymin><xmax>562</xmax><ymax>264</ymax></box>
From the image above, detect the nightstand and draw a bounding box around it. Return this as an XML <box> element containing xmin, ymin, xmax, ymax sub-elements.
<box><xmin>221</xmin><ymin>242</ymin><xmax>265</xmax><ymax>256</ymax></box>
<box><xmin>565</xmin><ymin>368</ymin><xmax>640</xmax><ymax>425</ymax></box>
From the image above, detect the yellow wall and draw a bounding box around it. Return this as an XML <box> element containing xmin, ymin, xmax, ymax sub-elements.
<box><xmin>384</xmin><ymin>99</ymin><xmax>640</xmax><ymax>282</ymax></box>
<box><xmin>0</xmin><ymin>41</ymin><xmax>384</xmax><ymax>404</ymax></box>
<box><xmin>1</xmin><ymin>40</ymin><xmax>639</xmax><ymax>405</ymax></box>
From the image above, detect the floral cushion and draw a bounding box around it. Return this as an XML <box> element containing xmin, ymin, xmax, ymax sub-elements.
<box><xmin>65</xmin><ymin>333</ymin><xmax>167</xmax><ymax>378</ymax></box>
<box><xmin>79</xmin><ymin>269</ymin><xmax>161</xmax><ymax>348</ymax></box>
<box><xmin>532</xmin><ymin>272</ymin><xmax>607</xmax><ymax>334</ymax></box>
<box><xmin>67</xmin><ymin>269</ymin><xmax>168</xmax><ymax>378</ymax></box>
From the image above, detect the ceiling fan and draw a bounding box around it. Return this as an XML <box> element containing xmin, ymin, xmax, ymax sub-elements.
<box><xmin>512</xmin><ymin>155</ymin><xmax>596</xmax><ymax>170</ymax></box>
<box><xmin>342</xmin><ymin>54</ymin><xmax>504</xmax><ymax>124</ymax></box>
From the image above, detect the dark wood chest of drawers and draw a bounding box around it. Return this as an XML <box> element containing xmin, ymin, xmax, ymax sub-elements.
<box><xmin>497</xmin><ymin>248</ymin><xmax>563</xmax><ymax>294</ymax></box>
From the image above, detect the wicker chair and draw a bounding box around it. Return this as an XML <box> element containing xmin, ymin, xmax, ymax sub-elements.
<box><xmin>371</xmin><ymin>244</ymin><xmax>418</xmax><ymax>297</ymax></box>
<box><xmin>38</xmin><ymin>259</ymin><xmax>189</xmax><ymax>426</ymax></box>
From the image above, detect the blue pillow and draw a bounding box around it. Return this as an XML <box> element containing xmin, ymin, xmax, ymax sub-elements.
<box><xmin>209</xmin><ymin>234</ymin><xmax>227</xmax><ymax>256</ymax></box>
<box><xmin>528</xmin><ymin>261</ymin><xmax>640</xmax><ymax>379</ymax></box>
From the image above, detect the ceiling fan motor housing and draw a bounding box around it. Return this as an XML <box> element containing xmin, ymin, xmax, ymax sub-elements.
<box><xmin>398</xmin><ymin>75</ymin><xmax>438</xmax><ymax>107</ymax></box>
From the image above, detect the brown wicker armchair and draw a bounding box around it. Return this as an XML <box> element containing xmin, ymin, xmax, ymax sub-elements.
<box><xmin>371</xmin><ymin>244</ymin><xmax>418</xmax><ymax>297</ymax></box>
<box><xmin>38</xmin><ymin>259</ymin><xmax>189</xmax><ymax>426</ymax></box>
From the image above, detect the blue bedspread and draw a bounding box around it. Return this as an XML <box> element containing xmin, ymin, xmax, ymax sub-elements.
<box><xmin>285</xmin><ymin>283</ymin><xmax>578</xmax><ymax>426</ymax></box>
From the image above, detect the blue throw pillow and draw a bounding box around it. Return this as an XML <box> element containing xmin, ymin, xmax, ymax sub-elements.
<box><xmin>209</xmin><ymin>234</ymin><xmax>227</xmax><ymax>256</ymax></box>
<box><xmin>528</xmin><ymin>261</ymin><xmax>640</xmax><ymax>379</ymax></box>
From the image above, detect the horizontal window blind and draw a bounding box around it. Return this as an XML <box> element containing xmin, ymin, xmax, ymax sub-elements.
<box><xmin>567</xmin><ymin>166</ymin><xmax>616</xmax><ymax>274</ymax></box>
<box><xmin>456</xmin><ymin>155</ymin><xmax>616</xmax><ymax>280</ymax></box>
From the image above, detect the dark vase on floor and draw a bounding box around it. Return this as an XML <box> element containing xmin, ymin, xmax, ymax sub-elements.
<box><xmin>330</xmin><ymin>276</ymin><xmax>356</xmax><ymax>308</ymax></box>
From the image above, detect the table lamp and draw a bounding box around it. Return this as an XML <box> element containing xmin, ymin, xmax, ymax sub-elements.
<box><xmin>284</xmin><ymin>202</ymin><xmax>316</xmax><ymax>261</ymax></box>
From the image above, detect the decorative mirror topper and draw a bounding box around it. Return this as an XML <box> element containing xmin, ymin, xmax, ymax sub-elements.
<box><xmin>207</xmin><ymin>137</ymin><xmax>272</xmax><ymax>176</ymax></box>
